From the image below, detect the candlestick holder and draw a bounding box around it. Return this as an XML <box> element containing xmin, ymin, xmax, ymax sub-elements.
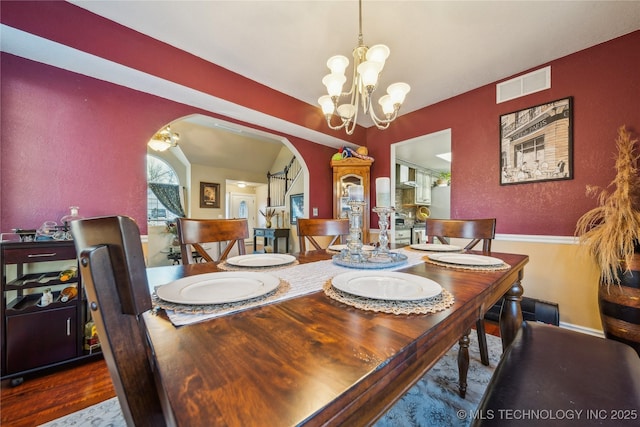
<box><xmin>333</xmin><ymin>200</ymin><xmax>408</xmax><ymax>269</ymax></box>
<box><xmin>345</xmin><ymin>200</ymin><xmax>366</xmax><ymax>262</ymax></box>
<box><xmin>373</xmin><ymin>206</ymin><xmax>394</xmax><ymax>255</ymax></box>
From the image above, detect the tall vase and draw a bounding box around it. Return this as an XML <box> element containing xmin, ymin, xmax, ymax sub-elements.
<box><xmin>598</xmin><ymin>246</ymin><xmax>640</xmax><ymax>356</ymax></box>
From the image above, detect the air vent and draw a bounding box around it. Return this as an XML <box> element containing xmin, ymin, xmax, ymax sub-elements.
<box><xmin>496</xmin><ymin>66</ymin><xmax>551</xmax><ymax>103</ymax></box>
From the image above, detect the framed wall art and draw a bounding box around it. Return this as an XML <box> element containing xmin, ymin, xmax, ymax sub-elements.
<box><xmin>500</xmin><ymin>97</ymin><xmax>573</xmax><ymax>185</ymax></box>
<box><xmin>290</xmin><ymin>193</ymin><xmax>303</xmax><ymax>224</ymax></box>
<box><xmin>200</xmin><ymin>182</ymin><xmax>220</xmax><ymax>208</ymax></box>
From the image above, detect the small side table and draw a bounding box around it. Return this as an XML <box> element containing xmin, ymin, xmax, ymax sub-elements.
<box><xmin>253</xmin><ymin>228</ymin><xmax>290</xmax><ymax>253</ymax></box>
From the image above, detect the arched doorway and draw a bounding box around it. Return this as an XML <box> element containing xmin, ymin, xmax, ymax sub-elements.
<box><xmin>145</xmin><ymin>114</ymin><xmax>310</xmax><ymax>261</ymax></box>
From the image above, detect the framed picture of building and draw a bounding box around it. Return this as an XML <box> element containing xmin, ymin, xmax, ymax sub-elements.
<box><xmin>200</xmin><ymin>182</ymin><xmax>220</xmax><ymax>208</ymax></box>
<box><xmin>499</xmin><ymin>97</ymin><xmax>573</xmax><ymax>185</ymax></box>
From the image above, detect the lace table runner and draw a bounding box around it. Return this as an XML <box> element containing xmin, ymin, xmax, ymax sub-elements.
<box><xmin>156</xmin><ymin>248</ymin><xmax>431</xmax><ymax>326</ymax></box>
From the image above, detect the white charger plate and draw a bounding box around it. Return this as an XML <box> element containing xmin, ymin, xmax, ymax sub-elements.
<box><xmin>225</xmin><ymin>253</ymin><xmax>296</xmax><ymax>268</ymax></box>
<box><xmin>331</xmin><ymin>271</ymin><xmax>442</xmax><ymax>301</ymax></box>
<box><xmin>427</xmin><ymin>253</ymin><xmax>504</xmax><ymax>266</ymax></box>
<box><xmin>409</xmin><ymin>243</ymin><xmax>462</xmax><ymax>252</ymax></box>
<box><xmin>328</xmin><ymin>244</ymin><xmax>376</xmax><ymax>252</ymax></box>
<box><xmin>156</xmin><ymin>272</ymin><xmax>280</xmax><ymax>305</ymax></box>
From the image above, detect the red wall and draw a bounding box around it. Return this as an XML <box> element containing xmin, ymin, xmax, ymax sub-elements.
<box><xmin>367</xmin><ymin>30</ymin><xmax>640</xmax><ymax>236</ymax></box>
<box><xmin>1</xmin><ymin>0</ymin><xmax>638</xmax><ymax>237</ymax></box>
<box><xmin>0</xmin><ymin>54</ymin><xmax>336</xmax><ymax>234</ymax></box>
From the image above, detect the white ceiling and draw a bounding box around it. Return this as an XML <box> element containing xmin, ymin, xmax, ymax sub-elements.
<box><xmin>25</xmin><ymin>2</ymin><xmax>640</xmax><ymax>171</ymax></box>
<box><xmin>71</xmin><ymin>0</ymin><xmax>640</xmax><ymax>123</ymax></box>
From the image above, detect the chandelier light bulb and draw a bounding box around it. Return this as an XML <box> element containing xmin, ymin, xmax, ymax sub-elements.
<box><xmin>322</xmin><ymin>73</ymin><xmax>347</xmax><ymax>97</ymax></box>
<box><xmin>337</xmin><ymin>104</ymin><xmax>356</xmax><ymax>119</ymax></box>
<box><xmin>148</xmin><ymin>138</ymin><xmax>171</xmax><ymax>152</ymax></box>
<box><xmin>365</xmin><ymin>44</ymin><xmax>390</xmax><ymax>69</ymax></box>
<box><xmin>318</xmin><ymin>95</ymin><xmax>335</xmax><ymax>115</ymax></box>
<box><xmin>378</xmin><ymin>95</ymin><xmax>395</xmax><ymax>115</ymax></box>
<box><xmin>387</xmin><ymin>82</ymin><xmax>411</xmax><ymax>105</ymax></box>
<box><xmin>327</xmin><ymin>55</ymin><xmax>349</xmax><ymax>75</ymax></box>
<box><xmin>148</xmin><ymin>125</ymin><xmax>179</xmax><ymax>152</ymax></box>
<box><xmin>357</xmin><ymin>61</ymin><xmax>382</xmax><ymax>88</ymax></box>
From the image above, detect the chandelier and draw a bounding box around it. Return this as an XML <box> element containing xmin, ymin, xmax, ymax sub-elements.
<box><xmin>147</xmin><ymin>126</ymin><xmax>180</xmax><ymax>152</ymax></box>
<box><xmin>318</xmin><ymin>0</ymin><xmax>410</xmax><ymax>135</ymax></box>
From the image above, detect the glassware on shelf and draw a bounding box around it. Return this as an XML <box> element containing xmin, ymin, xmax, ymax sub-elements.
<box><xmin>35</xmin><ymin>221</ymin><xmax>58</xmax><ymax>241</ymax></box>
<box><xmin>60</xmin><ymin>206</ymin><xmax>83</xmax><ymax>239</ymax></box>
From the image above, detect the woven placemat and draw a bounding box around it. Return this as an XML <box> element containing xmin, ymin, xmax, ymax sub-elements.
<box><xmin>153</xmin><ymin>279</ymin><xmax>291</xmax><ymax>314</ymax></box>
<box><xmin>217</xmin><ymin>260</ymin><xmax>299</xmax><ymax>271</ymax></box>
<box><xmin>323</xmin><ymin>280</ymin><xmax>455</xmax><ymax>315</ymax></box>
<box><xmin>423</xmin><ymin>256</ymin><xmax>511</xmax><ymax>271</ymax></box>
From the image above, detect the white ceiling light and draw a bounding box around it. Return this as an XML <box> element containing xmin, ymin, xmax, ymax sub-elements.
<box><xmin>436</xmin><ymin>152</ymin><xmax>452</xmax><ymax>162</ymax></box>
<box><xmin>147</xmin><ymin>126</ymin><xmax>180</xmax><ymax>152</ymax></box>
<box><xmin>318</xmin><ymin>0</ymin><xmax>410</xmax><ymax>135</ymax></box>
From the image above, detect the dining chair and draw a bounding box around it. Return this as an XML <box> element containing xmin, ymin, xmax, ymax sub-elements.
<box><xmin>425</xmin><ymin>218</ymin><xmax>497</xmax><ymax>366</ymax></box>
<box><xmin>71</xmin><ymin>216</ymin><xmax>173</xmax><ymax>427</ymax></box>
<box><xmin>177</xmin><ymin>218</ymin><xmax>249</xmax><ymax>263</ymax></box>
<box><xmin>297</xmin><ymin>218</ymin><xmax>350</xmax><ymax>251</ymax></box>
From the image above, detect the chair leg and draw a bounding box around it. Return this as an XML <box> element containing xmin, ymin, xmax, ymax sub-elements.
<box><xmin>476</xmin><ymin>319</ymin><xmax>490</xmax><ymax>366</ymax></box>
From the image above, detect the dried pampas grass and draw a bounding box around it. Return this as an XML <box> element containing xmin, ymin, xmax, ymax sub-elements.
<box><xmin>576</xmin><ymin>125</ymin><xmax>640</xmax><ymax>285</ymax></box>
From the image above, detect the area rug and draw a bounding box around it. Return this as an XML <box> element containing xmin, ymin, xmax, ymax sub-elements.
<box><xmin>40</xmin><ymin>333</ymin><xmax>501</xmax><ymax>427</ymax></box>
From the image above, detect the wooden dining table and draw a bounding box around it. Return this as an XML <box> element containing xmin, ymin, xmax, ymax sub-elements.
<box><xmin>145</xmin><ymin>249</ymin><xmax>529</xmax><ymax>426</ymax></box>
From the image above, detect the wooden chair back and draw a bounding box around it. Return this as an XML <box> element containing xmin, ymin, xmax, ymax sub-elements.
<box><xmin>297</xmin><ymin>218</ymin><xmax>350</xmax><ymax>251</ymax></box>
<box><xmin>424</xmin><ymin>218</ymin><xmax>497</xmax><ymax>366</ymax></box>
<box><xmin>425</xmin><ymin>218</ymin><xmax>496</xmax><ymax>252</ymax></box>
<box><xmin>177</xmin><ymin>218</ymin><xmax>249</xmax><ymax>263</ymax></box>
<box><xmin>71</xmin><ymin>216</ymin><xmax>171</xmax><ymax>427</ymax></box>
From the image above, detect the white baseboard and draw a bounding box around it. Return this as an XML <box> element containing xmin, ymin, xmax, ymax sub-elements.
<box><xmin>559</xmin><ymin>322</ymin><xmax>604</xmax><ymax>337</ymax></box>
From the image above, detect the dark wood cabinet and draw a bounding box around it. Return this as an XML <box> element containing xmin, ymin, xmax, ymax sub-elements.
<box><xmin>331</xmin><ymin>157</ymin><xmax>373</xmax><ymax>244</ymax></box>
<box><xmin>1</xmin><ymin>240</ymin><xmax>97</xmax><ymax>382</ymax></box>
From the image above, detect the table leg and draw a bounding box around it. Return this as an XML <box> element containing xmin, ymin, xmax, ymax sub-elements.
<box><xmin>458</xmin><ymin>330</ymin><xmax>471</xmax><ymax>398</ymax></box>
<box><xmin>274</xmin><ymin>238</ymin><xmax>279</xmax><ymax>254</ymax></box>
<box><xmin>500</xmin><ymin>271</ymin><xmax>524</xmax><ymax>350</ymax></box>
<box><xmin>253</xmin><ymin>235</ymin><xmax>258</xmax><ymax>253</ymax></box>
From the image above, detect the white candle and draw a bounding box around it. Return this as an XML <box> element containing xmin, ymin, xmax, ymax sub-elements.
<box><xmin>375</xmin><ymin>177</ymin><xmax>391</xmax><ymax>207</ymax></box>
<box><xmin>349</xmin><ymin>184</ymin><xmax>364</xmax><ymax>201</ymax></box>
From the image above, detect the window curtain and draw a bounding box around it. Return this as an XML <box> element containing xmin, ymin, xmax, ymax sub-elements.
<box><xmin>149</xmin><ymin>183</ymin><xmax>185</xmax><ymax>217</ymax></box>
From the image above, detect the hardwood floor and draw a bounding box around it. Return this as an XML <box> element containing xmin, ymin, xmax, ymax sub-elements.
<box><xmin>0</xmin><ymin>322</ymin><xmax>500</xmax><ymax>426</ymax></box>
<box><xmin>1</xmin><ymin>359</ymin><xmax>115</xmax><ymax>426</ymax></box>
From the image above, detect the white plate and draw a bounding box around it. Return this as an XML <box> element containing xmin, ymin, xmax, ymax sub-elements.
<box><xmin>427</xmin><ymin>253</ymin><xmax>504</xmax><ymax>266</ymax></box>
<box><xmin>225</xmin><ymin>253</ymin><xmax>296</xmax><ymax>268</ymax></box>
<box><xmin>409</xmin><ymin>243</ymin><xmax>462</xmax><ymax>252</ymax></box>
<box><xmin>328</xmin><ymin>244</ymin><xmax>376</xmax><ymax>252</ymax></box>
<box><xmin>331</xmin><ymin>271</ymin><xmax>442</xmax><ymax>301</ymax></box>
<box><xmin>156</xmin><ymin>272</ymin><xmax>280</xmax><ymax>304</ymax></box>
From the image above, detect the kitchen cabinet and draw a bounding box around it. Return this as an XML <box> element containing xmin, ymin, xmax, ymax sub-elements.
<box><xmin>1</xmin><ymin>240</ymin><xmax>97</xmax><ymax>383</ymax></box>
<box><xmin>331</xmin><ymin>157</ymin><xmax>372</xmax><ymax>244</ymax></box>
<box><xmin>401</xmin><ymin>170</ymin><xmax>431</xmax><ymax>206</ymax></box>
<box><xmin>395</xmin><ymin>228</ymin><xmax>412</xmax><ymax>245</ymax></box>
<box><xmin>415</xmin><ymin>170</ymin><xmax>431</xmax><ymax>205</ymax></box>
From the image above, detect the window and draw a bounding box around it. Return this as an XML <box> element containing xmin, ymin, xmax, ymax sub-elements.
<box><xmin>147</xmin><ymin>155</ymin><xmax>180</xmax><ymax>225</ymax></box>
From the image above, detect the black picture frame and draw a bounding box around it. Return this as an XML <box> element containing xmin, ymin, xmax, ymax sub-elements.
<box><xmin>290</xmin><ymin>193</ymin><xmax>303</xmax><ymax>224</ymax></box>
<box><xmin>200</xmin><ymin>182</ymin><xmax>220</xmax><ymax>208</ymax></box>
<box><xmin>500</xmin><ymin>97</ymin><xmax>573</xmax><ymax>185</ymax></box>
